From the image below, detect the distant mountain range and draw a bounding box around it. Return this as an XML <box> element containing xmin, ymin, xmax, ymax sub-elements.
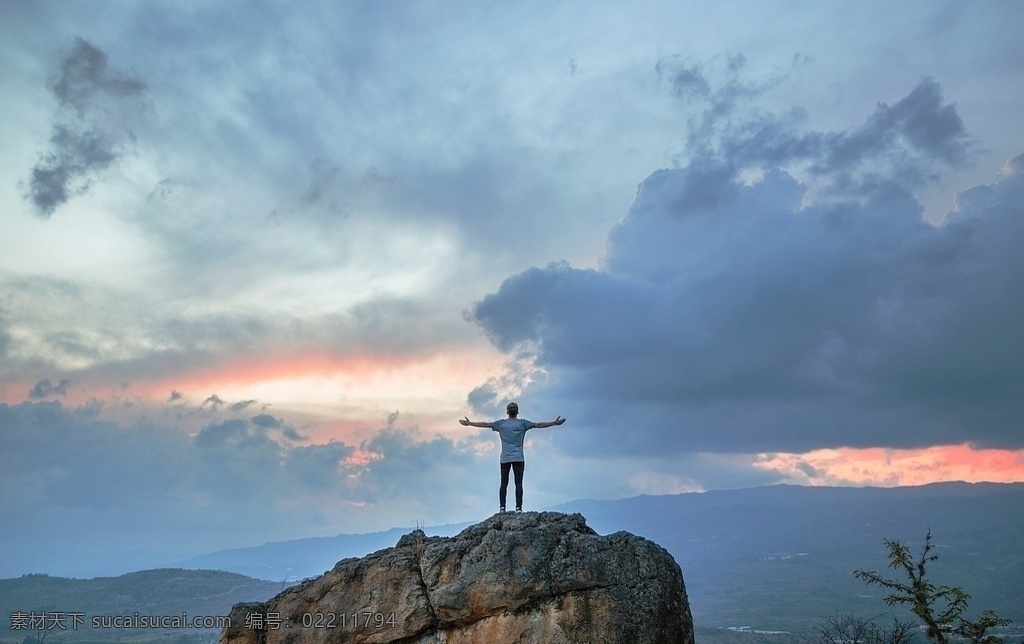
<box><xmin>176</xmin><ymin>521</ymin><xmax>472</xmax><ymax>582</ymax></box>
<box><xmin>0</xmin><ymin>568</ymin><xmax>281</xmax><ymax>643</ymax></box>
<box><xmin>2</xmin><ymin>482</ymin><xmax>1021</xmax><ymax>641</ymax></box>
<box><xmin>551</xmin><ymin>481</ymin><xmax>1024</xmax><ymax>631</ymax></box>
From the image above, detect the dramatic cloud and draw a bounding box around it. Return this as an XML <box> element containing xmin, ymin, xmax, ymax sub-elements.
<box><xmin>0</xmin><ymin>322</ymin><xmax>8</xmax><ymax>362</ymax></box>
<box><xmin>469</xmin><ymin>80</ymin><xmax>1024</xmax><ymax>456</ymax></box>
<box><xmin>718</xmin><ymin>77</ymin><xmax>972</xmax><ymax>190</ymax></box>
<box><xmin>250</xmin><ymin>413</ymin><xmax>283</xmax><ymax>429</ymax></box>
<box><xmin>356</xmin><ymin>427</ymin><xmax>476</xmax><ymax>503</ymax></box>
<box><xmin>23</xmin><ymin>37</ymin><xmax>146</xmax><ymax>217</ymax></box>
<box><xmin>656</xmin><ymin>52</ymin><xmax>786</xmax><ymax>152</ymax></box>
<box><xmin>0</xmin><ymin>400</ymin><xmax>489</xmax><ymax>566</ymax></box>
<box><xmin>48</xmin><ymin>37</ymin><xmax>146</xmax><ymax>115</ymax></box>
<box><xmin>201</xmin><ymin>394</ymin><xmax>225</xmax><ymax>410</ymax></box>
<box><xmin>466</xmin><ymin>349</ymin><xmax>545</xmax><ymax>418</ymax></box>
<box><xmin>0</xmin><ymin>270</ymin><xmax>479</xmax><ymax>391</ymax></box>
<box><xmin>27</xmin><ymin>378</ymin><xmax>72</xmax><ymax>399</ymax></box>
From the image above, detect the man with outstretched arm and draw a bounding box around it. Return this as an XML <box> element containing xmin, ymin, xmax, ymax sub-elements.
<box><xmin>460</xmin><ymin>402</ymin><xmax>566</xmax><ymax>513</ymax></box>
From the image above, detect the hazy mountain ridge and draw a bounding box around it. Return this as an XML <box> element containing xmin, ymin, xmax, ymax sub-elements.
<box><xmin>552</xmin><ymin>482</ymin><xmax>1024</xmax><ymax>630</ymax></box>
<box><xmin>0</xmin><ymin>568</ymin><xmax>281</xmax><ymax>642</ymax></box>
<box><xmin>178</xmin><ymin>521</ymin><xmax>474</xmax><ymax>582</ymax></box>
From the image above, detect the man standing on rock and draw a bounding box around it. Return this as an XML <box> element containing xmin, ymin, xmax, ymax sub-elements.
<box><xmin>460</xmin><ymin>402</ymin><xmax>566</xmax><ymax>513</ymax></box>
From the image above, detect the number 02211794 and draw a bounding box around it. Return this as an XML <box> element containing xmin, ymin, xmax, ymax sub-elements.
<box><xmin>299</xmin><ymin>612</ymin><xmax>397</xmax><ymax>629</ymax></box>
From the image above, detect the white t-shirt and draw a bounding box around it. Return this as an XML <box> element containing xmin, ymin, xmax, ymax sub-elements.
<box><xmin>489</xmin><ymin>418</ymin><xmax>537</xmax><ymax>463</ymax></box>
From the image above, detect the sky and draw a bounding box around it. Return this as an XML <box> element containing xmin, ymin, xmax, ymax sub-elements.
<box><xmin>1</xmin><ymin>0</ymin><xmax>1023</xmax><ymax>574</ymax></box>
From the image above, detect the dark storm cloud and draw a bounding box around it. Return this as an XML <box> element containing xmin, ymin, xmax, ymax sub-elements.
<box><xmin>0</xmin><ymin>309</ymin><xmax>10</xmax><ymax>361</ymax></box>
<box><xmin>356</xmin><ymin>428</ymin><xmax>477</xmax><ymax>502</ymax></box>
<box><xmin>720</xmin><ymin>78</ymin><xmax>970</xmax><ymax>190</ymax></box>
<box><xmin>284</xmin><ymin>442</ymin><xmax>353</xmax><ymax>488</ymax></box>
<box><xmin>0</xmin><ymin>400</ymin><xmax>486</xmax><ymax>559</ymax></box>
<box><xmin>0</xmin><ymin>401</ymin><xmax>348</xmax><ymax>553</ymax></box>
<box><xmin>0</xmin><ymin>402</ymin><xmax>191</xmax><ymax>517</ymax></box>
<box><xmin>228</xmin><ymin>399</ymin><xmax>258</xmax><ymax>412</ymax></box>
<box><xmin>657</xmin><ymin>52</ymin><xmax>788</xmax><ymax>154</ymax></box>
<box><xmin>251</xmin><ymin>413</ymin><xmax>308</xmax><ymax>441</ymax></box>
<box><xmin>191</xmin><ymin>416</ymin><xmax>307</xmax><ymax>455</ymax></box>
<box><xmin>193</xmin><ymin>418</ymin><xmax>250</xmax><ymax>449</ymax></box>
<box><xmin>250</xmin><ymin>413</ymin><xmax>283</xmax><ymax>429</ymax></box>
<box><xmin>650</xmin><ymin>65</ymin><xmax>971</xmax><ymax>206</ymax></box>
<box><xmin>828</xmin><ymin>78</ymin><xmax>969</xmax><ymax>169</ymax></box>
<box><xmin>468</xmin><ymin>81</ymin><xmax>1024</xmax><ymax>455</ymax></box>
<box><xmin>201</xmin><ymin>394</ymin><xmax>225</xmax><ymax>409</ymax></box>
<box><xmin>28</xmin><ymin>378</ymin><xmax>72</xmax><ymax>399</ymax></box>
<box><xmin>48</xmin><ymin>37</ymin><xmax>145</xmax><ymax>114</ymax></box>
<box><xmin>24</xmin><ymin>37</ymin><xmax>146</xmax><ymax>218</ymax></box>
<box><xmin>656</xmin><ymin>57</ymin><xmax>711</xmax><ymax>101</ymax></box>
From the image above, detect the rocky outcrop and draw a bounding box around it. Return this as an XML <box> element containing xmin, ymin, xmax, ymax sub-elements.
<box><xmin>221</xmin><ymin>511</ymin><xmax>694</xmax><ymax>644</ymax></box>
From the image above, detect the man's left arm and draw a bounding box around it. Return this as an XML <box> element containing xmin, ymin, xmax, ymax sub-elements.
<box><xmin>532</xmin><ymin>416</ymin><xmax>566</xmax><ymax>429</ymax></box>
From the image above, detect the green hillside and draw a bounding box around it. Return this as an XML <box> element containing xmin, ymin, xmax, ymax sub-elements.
<box><xmin>0</xmin><ymin>569</ymin><xmax>282</xmax><ymax>643</ymax></box>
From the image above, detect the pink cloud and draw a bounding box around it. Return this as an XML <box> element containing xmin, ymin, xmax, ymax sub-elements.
<box><xmin>756</xmin><ymin>444</ymin><xmax>1024</xmax><ymax>486</ymax></box>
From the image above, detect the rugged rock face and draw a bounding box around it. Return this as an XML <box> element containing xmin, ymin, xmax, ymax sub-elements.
<box><xmin>221</xmin><ymin>511</ymin><xmax>694</xmax><ymax>644</ymax></box>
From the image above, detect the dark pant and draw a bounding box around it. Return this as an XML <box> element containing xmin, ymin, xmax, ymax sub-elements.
<box><xmin>499</xmin><ymin>461</ymin><xmax>525</xmax><ymax>508</ymax></box>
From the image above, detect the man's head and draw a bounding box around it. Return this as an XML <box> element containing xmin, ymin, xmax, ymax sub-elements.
<box><xmin>506</xmin><ymin>402</ymin><xmax>519</xmax><ymax>418</ymax></box>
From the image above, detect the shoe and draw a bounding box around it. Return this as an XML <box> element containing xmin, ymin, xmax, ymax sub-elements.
<box><xmin>515</xmin><ymin>506</ymin><xmax>522</xmax><ymax>512</ymax></box>
<box><xmin>499</xmin><ymin>506</ymin><xmax>506</xmax><ymax>513</ymax></box>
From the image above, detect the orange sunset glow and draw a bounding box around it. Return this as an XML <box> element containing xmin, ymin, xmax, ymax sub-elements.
<box><xmin>757</xmin><ymin>444</ymin><xmax>1024</xmax><ymax>487</ymax></box>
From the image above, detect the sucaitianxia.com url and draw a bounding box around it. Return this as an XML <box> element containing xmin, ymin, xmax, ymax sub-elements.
<box><xmin>10</xmin><ymin>611</ymin><xmax>230</xmax><ymax>631</ymax></box>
